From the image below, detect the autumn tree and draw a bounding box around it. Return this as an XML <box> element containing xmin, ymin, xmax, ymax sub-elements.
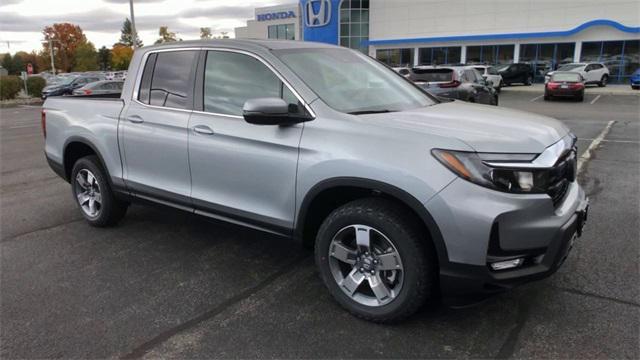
<box><xmin>98</xmin><ymin>46</ymin><xmax>111</xmax><ymax>71</ymax></box>
<box><xmin>200</xmin><ymin>27</ymin><xmax>212</xmax><ymax>39</ymax></box>
<box><xmin>111</xmin><ymin>44</ymin><xmax>133</xmax><ymax>70</ymax></box>
<box><xmin>74</xmin><ymin>42</ymin><xmax>98</xmax><ymax>71</ymax></box>
<box><xmin>155</xmin><ymin>26</ymin><xmax>179</xmax><ymax>44</ymax></box>
<box><xmin>118</xmin><ymin>18</ymin><xmax>143</xmax><ymax>48</ymax></box>
<box><xmin>42</xmin><ymin>23</ymin><xmax>88</xmax><ymax>72</ymax></box>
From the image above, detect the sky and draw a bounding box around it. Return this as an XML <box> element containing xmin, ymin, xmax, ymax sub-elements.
<box><xmin>0</xmin><ymin>0</ymin><xmax>292</xmax><ymax>54</ymax></box>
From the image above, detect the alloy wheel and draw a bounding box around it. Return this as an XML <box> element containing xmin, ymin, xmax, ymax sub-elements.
<box><xmin>75</xmin><ymin>169</ymin><xmax>102</xmax><ymax>218</ymax></box>
<box><xmin>328</xmin><ymin>224</ymin><xmax>404</xmax><ymax>307</ymax></box>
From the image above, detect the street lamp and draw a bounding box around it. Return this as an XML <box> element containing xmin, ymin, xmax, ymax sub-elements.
<box><xmin>41</xmin><ymin>39</ymin><xmax>60</xmax><ymax>74</ymax></box>
<box><xmin>130</xmin><ymin>0</ymin><xmax>138</xmax><ymax>48</ymax></box>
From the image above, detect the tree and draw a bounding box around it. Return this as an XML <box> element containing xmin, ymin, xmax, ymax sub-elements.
<box><xmin>42</xmin><ymin>23</ymin><xmax>88</xmax><ymax>72</ymax></box>
<box><xmin>118</xmin><ymin>18</ymin><xmax>143</xmax><ymax>48</ymax></box>
<box><xmin>155</xmin><ymin>26</ymin><xmax>179</xmax><ymax>44</ymax></box>
<box><xmin>1</xmin><ymin>53</ymin><xmax>13</xmax><ymax>74</ymax></box>
<box><xmin>98</xmin><ymin>46</ymin><xmax>111</xmax><ymax>71</ymax></box>
<box><xmin>200</xmin><ymin>27</ymin><xmax>212</xmax><ymax>39</ymax></box>
<box><xmin>14</xmin><ymin>51</ymin><xmax>39</xmax><ymax>73</ymax></box>
<box><xmin>111</xmin><ymin>44</ymin><xmax>133</xmax><ymax>71</ymax></box>
<box><xmin>74</xmin><ymin>41</ymin><xmax>98</xmax><ymax>71</ymax></box>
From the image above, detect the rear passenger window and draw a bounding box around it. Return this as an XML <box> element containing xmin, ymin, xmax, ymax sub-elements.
<box><xmin>204</xmin><ymin>50</ymin><xmax>296</xmax><ymax>116</ymax></box>
<box><xmin>149</xmin><ymin>51</ymin><xmax>198</xmax><ymax>109</ymax></box>
<box><xmin>137</xmin><ymin>51</ymin><xmax>198</xmax><ymax>109</ymax></box>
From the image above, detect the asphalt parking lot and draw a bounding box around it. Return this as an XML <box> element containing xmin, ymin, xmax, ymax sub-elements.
<box><xmin>1</xmin><ymin>89</ymin><xmax>639</xmax><ymax>359</ymax></box>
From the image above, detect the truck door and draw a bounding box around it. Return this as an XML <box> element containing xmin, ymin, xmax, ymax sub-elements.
<box><xmin>120</xmin><ymin>50</ymin><xmax>198</xmax><ymax>205</ymax></box>
<box><xmin>187</xmin><ymin>50</ymin><xmax>305</xmax><ymax>234</ymax></box>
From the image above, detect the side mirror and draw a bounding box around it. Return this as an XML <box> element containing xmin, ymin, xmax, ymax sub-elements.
<box><xmin>485</xmin><ymin>79</ymin><xmax>493</xmax><ymax>87</ymax></box>
<box><xmin>242</xmin><ymin>97</ymin><xmax>311</xmax><ymax>126</ymax></box>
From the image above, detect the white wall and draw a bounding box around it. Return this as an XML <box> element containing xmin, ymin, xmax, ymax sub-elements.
<box><xmin>235</xmin><ymin>4</ymin><xmax>301</xmax><ymax>40</ymax></box>
<box><xmin>369</xmin><ymin>0</ymin><xmax>640</xmax><ymax>41</ymax></box>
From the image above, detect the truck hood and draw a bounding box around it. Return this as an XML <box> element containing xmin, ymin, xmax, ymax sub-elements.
<box><xmin>362</xmin><ymin>101</ymin><xmax>569</xmax><ymax>153</ymax></box>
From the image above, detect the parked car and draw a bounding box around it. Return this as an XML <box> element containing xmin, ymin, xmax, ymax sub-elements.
<box><xmin>497</xmin><ymin>63</ymin><xmax>534</xmax><ymax>86</ymax></box>
<box><xmin>410</xmin><ymin>65</ymin><xmax>498</xmax><ymax>105</ymax></box>
<box><xmin>42</xmin><ymin>40</ymin><xmax>588</xmax><ymax>322</ymax></box>
<box><xmin>544</xmin><ymin>71</ymin><xmax>585</xmax><ymax>101</ymax></box>
<box><xmin>72</xmin><ymin>80</ymin><xmax>124</xmax><ymax>96</ymax></box>
<box><xmin>630</xmin><ymin>68</ymin><xmax>640</xmax><ymax>89</ymax></box>
<box><xmin>41</xmin><ymin>75</ymin><xmax>104</xmax><ymax>99</ymax></box>
<box><xmin>545</xmin><ymin>63</ymin><xmax>609</xmax><ymax>87</ymax></box>
<box><xmin>472</xmin><ymin>65</ymin><xmax>503</xmax><ymax>92</ymax></box>
<box><xmin>392</xmin><ymin>67</ymin><xmax>411</xmax><ymax>78</ymax></box>
<box><xmin>104</xmin><ymin>72</ymin><xmax>117</xmax><ymax>80</ymax></box>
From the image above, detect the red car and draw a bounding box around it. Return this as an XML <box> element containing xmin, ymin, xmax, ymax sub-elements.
<box><xmin>544</xmin><ymin>72</ymin><xmax>585</xmax><ymax>102</ymax></box>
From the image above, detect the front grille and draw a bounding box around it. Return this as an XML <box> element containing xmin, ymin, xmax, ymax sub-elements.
<box><xmin>546</xmin><ymin>149</ymin><xmax>576</xmax><ymax>207</ymax></box>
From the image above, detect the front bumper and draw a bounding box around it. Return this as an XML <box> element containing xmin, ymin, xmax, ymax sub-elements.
<box><xmin>425</xmin><ymin>177</ymin><xmax>588</xmax><ymax>304</ymax></box>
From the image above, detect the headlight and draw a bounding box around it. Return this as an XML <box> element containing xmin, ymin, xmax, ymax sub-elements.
<box><xmin>431</xmin><ymin>149</ymin><xmax>552</xmax><ymax>193</ymax></box>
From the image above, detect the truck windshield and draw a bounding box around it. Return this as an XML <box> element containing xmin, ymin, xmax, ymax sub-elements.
<box><xmin>274</xmin><ymin>47</ymin><xmax>435</xmax><ymax>114</ymax></box>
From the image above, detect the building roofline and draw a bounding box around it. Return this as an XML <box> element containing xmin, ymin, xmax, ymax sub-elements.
<box><xmin>365</xmin><ymin>19</ymin><xmax>640</xmax><ymax>47</ymax></box>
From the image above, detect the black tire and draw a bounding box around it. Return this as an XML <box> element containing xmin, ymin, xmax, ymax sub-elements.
<box><xmin>492</xmin><ymin>95</ymin><xmax>499</xmax><ymax>106</ymax></box>
<box><xmin>632</xmin><ymin>85</ymin><xmax>640</xmax><ymax>90</ymax></box>
<box><xmin>71</xmin><ymin>155</ymin><xmax>128</xmax><ymax>227</ymax></box>
<box><xmin>525</xmin><ymin>75</ymin><xmax>533</xmax><ymax>86</ymax></box>
<box><xmin>544</xmin><ymin>95</ymin><xmax>550</xmax><ymax>101</ymax></box>
<box><xmin>315</xmin><ymin>198</ymin><xmax>435</xmax><ymax>323</ymax></box>
<box><xmin>598</xmin><ymin>75</ymin><xmax>608</xmax><ymax>87</ymax></box>
<box><xmin>577</xmin><ymin>95</ymin><xmax>584</xmax><ymax>102</ymax></box>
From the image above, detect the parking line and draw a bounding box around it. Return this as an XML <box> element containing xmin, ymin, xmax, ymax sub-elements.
<box><xmin>590</xmin><ymin>94</ymin><xmax>602</xmax><ymax>105</ymax></box>
<box><xmin>530</xmin><ymin>95</ymin><xmax>544</xmax><ymax>102</ymax></box>
<box><xmin>578</xmin><ymin>120</ymin><xmax>615</xmax><ymax>174</ymax></box>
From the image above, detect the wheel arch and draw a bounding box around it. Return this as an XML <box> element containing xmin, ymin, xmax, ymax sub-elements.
<box><xmin>294</xmin><ymin>177</ymin><xmax>449</xmax><ymax>266</ymax></box>
<box><xmin>63</xmin><ymin>136</ymin><xmax>110</xmax><ymax>183</ymax></box>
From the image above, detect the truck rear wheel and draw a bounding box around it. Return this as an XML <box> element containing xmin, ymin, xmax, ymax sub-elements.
<box><xmin>314</xmin><ymin>198</ymin><xmax>435</xmax><ymax>323</ymax></box>
<box><xmin>71</xmin><ymin>155</ymin><xmax>128</xmax><ymax>227</ymax></box>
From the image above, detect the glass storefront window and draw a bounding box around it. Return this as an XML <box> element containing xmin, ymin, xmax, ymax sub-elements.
<box><xmin>340</xmin><ymin>0</ymin><xmax>369</xmax><ymax>53</ymax></box>
<box><xmin>418</xmin><ymin>47</ymin><xmax>461</xmax><ymax>65</ymax></box>
<box><xmin>581</xmin><ymin>40</ymin><xmax>640</xmax><ymax>83</ymax></box>
<box><xmin>519</xmin><ymin>43</ymin><xmax>576</xmax><ymax>81</ymax></box>
<box><xmin>267</xmin><ymin>24</ymin><xmax>295</xmax><ymax>40</ymax></box>
<box><xmin>376</xmin><ymin>48</ymin><xmax>414</xmax><ymax>67</ymax></box>
<box><xmin>466</xmin><ymin>45</ymin><xmax>514</xmax><ymax>65</ymax></box>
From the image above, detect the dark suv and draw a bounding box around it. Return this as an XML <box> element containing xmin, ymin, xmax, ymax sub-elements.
<box><xmin>410</xmin><ymin>66</ymin><xmax>498</xmax><ymax>105</ymax></box>
<box><xmin>41</xmin><ymin>75</ymin><xmax>104</xmax><ymax>99</ymax></box>
<box><xmin>497</xmin><ymin>63</ymin><xmax>534</xmax><ymax>86</ymax></box>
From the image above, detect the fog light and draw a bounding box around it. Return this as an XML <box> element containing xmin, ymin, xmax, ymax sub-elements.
<box><xmin>490</xmin><ymin>258</ymin><xmax>524</xmax><ymax>271</ymax></box>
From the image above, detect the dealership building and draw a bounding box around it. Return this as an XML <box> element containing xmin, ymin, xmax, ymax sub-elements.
<box><xmin>235</xmin><ymin>0</ymin><xmax>639</xmax><ymax>83</ymax></box>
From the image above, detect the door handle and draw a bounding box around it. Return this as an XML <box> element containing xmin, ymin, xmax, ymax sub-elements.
<box><xmin>193</xmin><ymin>125</ymin><xmax>214</xmax><ymax>135</ymax></box>
<box><xmin>127</xmin><ymin>115</ymin><xmax>144</xmax><ymax>124</ymax></box>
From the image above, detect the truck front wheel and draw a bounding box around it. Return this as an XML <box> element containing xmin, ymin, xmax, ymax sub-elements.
<box><xmin>314</xmin><ymin>198</ymin><xmax>435</xmax><ymax>323</ymax></box>
<box><xmin>71</xmin><ymin>155</ymin><xmax>128</xmax><ymax>227</ymax></box>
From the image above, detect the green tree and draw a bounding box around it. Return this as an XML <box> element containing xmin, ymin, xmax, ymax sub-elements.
<box><xmin>154</xmin><ymin>26</ymin><xmax>179</xmax><ymax>44</ymax></box>
<box><xmin>98</xmin><ymin>46</ymin><xmax>111</xmax><ymax>71</ymax></box>
<box><xmin>118</xmin><ymin>18</ymin><xmax>143</xmax><ymax>47</ymax></box>
<box><xmin>73</xmin><ymin>41</ymin><xmax>98</xmax><ymax>71</ymax></box>
<box><xmin>200</xmin><ymin>27</ymin><xmax>212</xmax><ymax>39</ymax></box>
<box><xmin>2</xmin><ymin>53</ymin><xmax>14</xmax><ymax>74</ymax></box>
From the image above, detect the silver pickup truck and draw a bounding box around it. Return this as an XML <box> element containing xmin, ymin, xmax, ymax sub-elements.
<box><xmin>43</xmin><ymin>40</ymin><xmax>588</xmax><ymax>322</ymax></box>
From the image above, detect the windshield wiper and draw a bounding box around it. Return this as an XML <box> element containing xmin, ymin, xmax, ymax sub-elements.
<box><xmin>348</xmin><ymin>109</ymin><xmax>393</xmax><ymax>115</ymax></box>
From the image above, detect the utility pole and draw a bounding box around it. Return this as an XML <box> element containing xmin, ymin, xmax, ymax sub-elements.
<box><xmin>47</xmin><ymin>39</ymin><xmax>57</xmax><ymax>74</ymax></box>
<box><xmin>129</xmin><ymin>0</ymin><xmax>138</xmax><ymax>48</ymax></box>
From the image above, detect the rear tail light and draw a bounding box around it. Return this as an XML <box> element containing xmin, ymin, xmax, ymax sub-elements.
<box><xmin>570</xmin><ymin>83</ymin><xmax>584</xmax><ymax>89</ymax></box>
<box><xmin>439</xmin><ymin>80</ymin><xmax>461</xmax><ymax>88</ymax></box>
<box><xmin>547</xmin><ymin>82</ymin><xmax>560</xmax><ymax>89</ymax></box>
<box><xmin>41</xmin><ymin>110</ymin><xmax>46</xmax><ymax>139</ymax></box>
<box><xmin>83</xmin><ymin>89</ymin><xmax>92</xmax><ymax>95</ymax></box>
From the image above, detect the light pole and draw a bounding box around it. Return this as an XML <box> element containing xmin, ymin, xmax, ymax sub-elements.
<box><xmin>129</xmin><ymin>0</ymin><xmax>138</xmax><ymax>48</ymax></box>
<box><xmin>42</xmin><ymin>39</ymin><xmax>60</xmax><ymax>74</ymax></box>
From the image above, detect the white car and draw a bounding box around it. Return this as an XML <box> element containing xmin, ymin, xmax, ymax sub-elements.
<box><xmin>472</xmin><ymin>65</ymin><xmax>503</xmax><ymax>91</ymax></box>
<box><xmin>545</xmin><ymin>63</ymin><xmax>610</xmax><ymax>87</ymax></box>
<box><xmin>392</xmin><ymin>67</ymin><xmax>411</xmax><ymax>78</ymax></box>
